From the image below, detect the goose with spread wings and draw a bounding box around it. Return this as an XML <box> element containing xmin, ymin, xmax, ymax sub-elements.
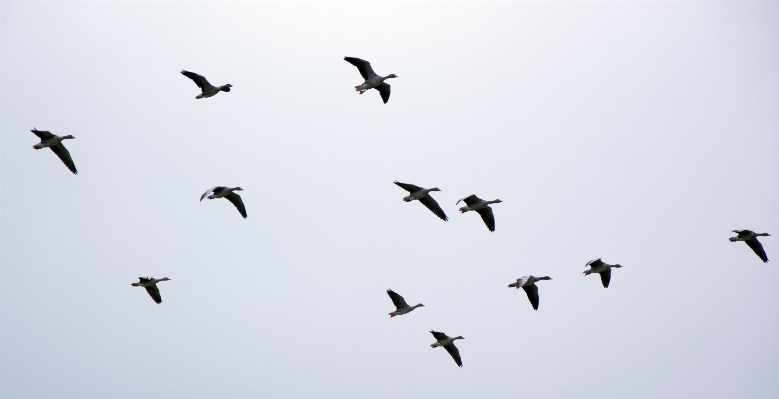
<box><xmin>131</xmin><ymin>277</ymin><xmax>170</xmax><ymax>304</ymax></box>
<box><xmin>30</xmin><ymin>128</ymin><xmax>77</xmax><ymax>174</ymax></box>
<box><xmin>583</xmin><ymin>258</ymin><xmax>622</xmax><ymax>288</ymax></box>
<box><xmin>456</xmin><ymin>195</ymin><xmax>502</xmax><ymax>232</ymax></box>
<box><xmin>393</xmin><ymin>181</ymin><xmax>448</xmax><ymax>221</ymax></box>
<box><xmin>730</xmin><ymin>229</ymin><xmax>770</xmax><ymax>263</ymax></box>
<box><xmin>200</xmin><ymin>186</ymin><xmax>247</xmax><ymax>218</ymax></box>
<box><xmin>508</xmin><ymin>275</ymin><xmax>552</xmax><ymax>310</ymax></box>
<box><xmin>387</xmin><ymin>289</ymin><xmax>424</xmax><ymax>317</ymax></box>
<box><xmin>344</xmin><ymin>57</ymin><xmax>397</xmax><ymax>103</ymax></box>
<box><xmin>180</xmin><ymin>70</ymin><xmax>233</xmax><ymax>99</ymax></box>
<box><xmin>430</xmin><ymin>330</ymin><xmax>464</xmax><ymax>368</ymax></box>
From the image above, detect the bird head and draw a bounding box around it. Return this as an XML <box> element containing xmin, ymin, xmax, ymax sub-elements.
<box><xmin>386</xmin><ymin>74</ymin><xmax>398</xmax><ymax>79</ymax></box>
<box><xmin>63</xmin><ymin>135</ymin><xmax>76</xmax><ymax>139</ymax></box>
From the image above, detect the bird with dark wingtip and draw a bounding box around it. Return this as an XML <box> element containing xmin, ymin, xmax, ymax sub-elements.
<box><xmin>386</xmin><ymin>289</ymin><xmax>424</xmax><ymax>317</ymax></box>
<box><xmin>30</xmin><ymin>128</ymin><xmax>77</xmax><ymax>174</ymax></box>
<box><xmin>730</xmin><ymin>229</ymin><xmax>770</xmax><ymax>263</ymax></box>
<box><xmin>456</xmin><ymin>194</ymin><xmax>502</xmax><ymax>232</ymax></box>
<box><xmin>393</xmin><ymin>181</ymin><xmax>448</xmax><ymax>221</ymax></box>
<box><xmin>583</xmin><ymin>258</ymin><xmax>622</xmax><ymax>288</ymax></box>
<box><xmin>131</xmin><ymin>277</ymin><xmax>171</xmax><ymax>304</ymax></box>
<box><xmin>180</xmin><ymin>70</ymin><xmax>232</xmax><ymax>99</ymax></box>
<box><xmin>200</xmin><ymin>186</ymin><xmax>247</xmax><ymax>218</ymax></box>
<box><xmin>344</xmin><ymin>57</ymin><xmax>397</xmax><ymax>103</ymax></box>
<box><xmin>430</xmin><ymin>330</ymin><xmax>464</xmax><ymax>368</ymax></box>
<box><xmin>509</xmin><ymin>275</ymin><xmax>553</xmax><ymax>310</ymax></box>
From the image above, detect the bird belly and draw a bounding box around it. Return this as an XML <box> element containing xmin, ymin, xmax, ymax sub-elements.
<box><xmin>35</xmin><ymin>140</ymin><xmax>58</xmax><ymax>149</ymax></box>
<box><xmin>355</xmin><ymin>82</ymin><xmax>373</xmax><ymax>91</ymax></box>
<box><xmin>408</xmin><ymin>192</ymin><xmax>426</xmax><ymax>201</ymax></box>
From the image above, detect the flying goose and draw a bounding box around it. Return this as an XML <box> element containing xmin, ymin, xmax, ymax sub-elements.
<box><xmin>583</xmin><ymin>258</ymin><xmax>622</xmax><ymax>288</ymax></box>
<box><xmin>456</xmin><ymin>195</ymin><xmax>503</xmax><ymax>232</ymax></box>
<box><xmin>344</xmin><ymin>57</ymin><xmax>397</xmax><ymax>103</ymax></box>
<box><xmin>30</xmin><ymin>128</ymin><xmax>77</xmax><ymax>174</ymax></box>
<box><xmin>200</xmin><ymin>186</ymin><xmax>247</xmax><ymax>218</ymax></box>
<box><xmin>180</xmin><ymin>70</ymin><xmax>233</xmax><ymax>99</ymax></box>
<box><xmin>730</xmin><ymin>230</ymin><xmax>770</xmax><ymax>263</ymax></box>
<box><xmin>430</xmin><ymin>330</ymin><xmax>464</xmax><ymax>368</ymax></box>
<box><xmin>508</xmin><ymin>275</ymin><xmax>552</xmax><ymax>310</ymax></box>
<box><xmin>131</xmin><ymin>277</ymin><xmax>170</xmax><ymax>304</ymax></box>
<box><xmin>393</xmin><ymin>181</ymin><xmax>448</xmax><ymax>221</ymax></box>
<box><xmin>387</xmin><ymin>289</ymin><xmax>424</xmax><ymax>317</ymax></box>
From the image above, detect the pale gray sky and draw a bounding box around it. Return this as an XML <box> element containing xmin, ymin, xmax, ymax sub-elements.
<box><xmin>1</xmin><ymin>1</ymin><xmax>777</xmax><ymax>399</ymax></box>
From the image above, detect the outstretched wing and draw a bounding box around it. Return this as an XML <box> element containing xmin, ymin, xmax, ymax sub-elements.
<box><xmin>476</xmin><ymin>207</ymin><xmax>495</xmax><ymax>232</ymax></box>
<box><xmin>600</xmin><ymin>269</ymin><xmax>612</xmax><ymax>288</ymax></box>
<box><xmin>49</xmin><ymin>144</ymin><xmax>77</xmax><ymax>174</ymax></box>
<box><xmin>394</xmin><ymin>181</ymin><xmax>422</xmax><ymax>193</ymax></box>
<box><xmin>444</xmin><ymin>343</ymin><xmax>463</xmax><ymax>367</ymax></box>
<box><xmin>418</xmin><ymin>195</ymin><xmax>448</xmax><ymax>221</ymax></box>
<box><xmin>386</xmin><ymin>289</ymin><xmax>409</xmax><ymax>309</ymax></box>
<box><xmin>522</xmin><ymin>284</ymin><xmax>540</xmax><ymax>310</ymax></box>
<box><xmin>200</xmin><ymin>186</ymin><xmax>221</xmax><ymax>201</ymax></box>
<box><xmin>31</xmin><ymin>129</ymin><xmax>54</xmax><ymax>140</ymax></box>
<box><xmin>225</xmin><ymin>192</ymin><xmax>247</xmax><ymax>219</ymax></box>
<box><xmin>344</xmin><ymin>57</ymin><xmax>377</xmax><ymax>80</ymax></box>
<box><xmin>145</xmin><ymin>285</ymin><xmax>162</xmax><ymax>304</ymax></box>
<box><xmin>745</xmin><ymin>239</ymin><xmax>768</xmax><ymax>263</ymax></box>
<box><xmin>181</xmin><ymin>70</ymin><xmax>214</xmax><ymax>91</ymax></box>
<box><xmin>430</xmin><ymin>330</ymin><xmax>449</xmax><ymax>341</ymax></box>
<box><xmin>586</xmin><ymin>258</ymin><xmax>604</xmax><ymax>268</ymax></box>
<box><xmin>456</xmin><ymin>195</ymin><xmax>481</xmax><ymax>206</ymax></box>
<box><xmin>375</xmin><ymin>82</ymin><xmax>391</xmax><ymax>104</ymax></box>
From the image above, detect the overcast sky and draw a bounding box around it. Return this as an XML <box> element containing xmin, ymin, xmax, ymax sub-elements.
<box><xmin>1</xmin><ymin>1</ymin><xmax>777</xmax><ymax>398</ymax></box>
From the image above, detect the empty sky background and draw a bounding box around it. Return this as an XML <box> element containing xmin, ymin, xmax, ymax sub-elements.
<box><xmin>1</xmin><ymin>1</ymin><xmax>777</xmax><ymax>398</ymax></box>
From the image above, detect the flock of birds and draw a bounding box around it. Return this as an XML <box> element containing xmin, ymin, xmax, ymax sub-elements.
<box><xmin>27</xmin><ymin>57</ymin><xmax>772</xmax><ymax>369</ymax></box>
